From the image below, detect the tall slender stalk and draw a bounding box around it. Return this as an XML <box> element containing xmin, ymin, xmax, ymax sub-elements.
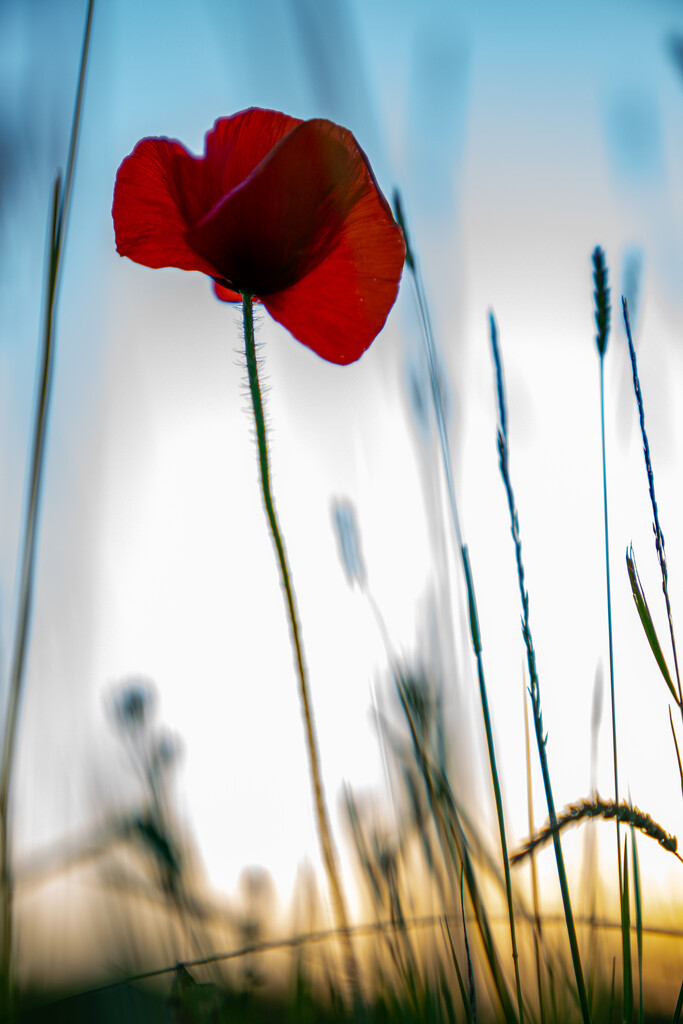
<box><xmin>393</xmin><ymin>192</ymin><xmax>524</xmax><ymax>1024</ymax></box>
<box><xmin>396</xmin><ymin>672</ymin><xmax>517</xmax><ymax>1022</ymax></box>
<box><xmin>0</xmin><ymin>0</ymin><xmax>95</xmax><ymax>1005</ymax></box>
<box><xmin>593</xmin><ymin>248</ymin><xmax>634</xmax><ymax>1022</ymax></box>
<box><xmin>490</xmin><ymin>312</ymin><xmax>591</xmax><ymax>1024</ymax></box>
<box><xmin>600</xmin><ymin>353</ymin><xmax>621</xmax><ymax>845</ymax></box>
<box><xmin>523</xmin><ymin>667</ymin><xmax>546</xmax><ymax>1024</ymax></box>
<box><xmin>592</xmin><ymin>248</ymin><xmax>624</xmax><ymax>923</ymax></box>
<box><xmin>622</xmin><ymin>298</ymin><xmax>682</xmax><ymax>712</ymax></box>
<box><xmin>630</xmin><ymin>825</ymin><xmax>644</xmax><ymax>1024</ymax></box>
<box><xmin>240</xmin><ymin>295</ymin><xmax>359</xmax><ymax>1004</ymax></box>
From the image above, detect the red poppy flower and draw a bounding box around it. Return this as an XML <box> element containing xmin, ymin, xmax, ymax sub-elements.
<box><xmin>112</xmin><ymin>108</ymin><xmax>405</xmax><ymax>364</ymax></box>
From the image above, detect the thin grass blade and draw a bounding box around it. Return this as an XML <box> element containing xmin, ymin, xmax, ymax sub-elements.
<box><xmin>669</xmin><ymin>708</ymin><xmax>683</xmax><ymax>801</ymax></box>
<box><xmin>460</xmin><ymin>869</ymin><xmax>478</xmax><ymax>1024</ymax></box>
<box><xmin>630</xmin><ymin>826</ymin><xmax>644</xmax><ymax>1024</ymax></box>
<box><xmin>490</xmin><ymin>310</ymin><xmax>590</xmax><ymax>1024</ymax></box>
<box><xmin>523</xmin><ymin>672</ymin><xmax>546</xmax><ymax>1024</ymax></box>
<box><xmin>441</xmin><ymin>917</ymin><xmax>472</xmax><ymax>1024</ymax></box>
<box><xmin>593</xmin><ymin>248</ymin><xmax>626</xmax><ymax>1016</ymax></box>
<box><xmin>621</xmin><ymin>838</ymin><xmax>633</xmax><ymax>1023</ymax></box>
<box><xmin>626</xmin><ymin>546</ymin><xmax>678</xmax><ymax>704</ymax></box>
<box><xmin>396</xmin><ymin>674</ymin><xmax>516</xmax><ymax>1021</ymax></box>
<box><xmin>0</xmin><ymin>2</ymin><xmax>96</xmax><ymax>1007</ymax></box>
<box><xmin>437</xmin><ymin>958</ymin><xmax>458</xmax><ymax>1024</ymax></box>
<box><xmin>0</xmin><ymin>174</ymin><xmax>61</xmax><ymax>1010</ymax></box>
<box><xmin>392</xmin><ymin>196</ymin><xmax>522</xmax><ymax>1023</ymax></box>
<box><xmin>673</xmin><ymin>977</ymin><xmax>683</xmax><ymax>1024</ymax></box>
<box><xmin>623</xmin><ymin>296</ymin><xmax>682</xmax><ymax>705</ymax></box>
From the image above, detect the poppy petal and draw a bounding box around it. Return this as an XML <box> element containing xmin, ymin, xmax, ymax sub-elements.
<box><xmin>113</xmin><ymin>137</ymin><xmax>220</xmax><ymax>276</ymax></box>
<box><xmin>113</xmin><ymin>110</ymin><xmax>405</xmax><ymax>364</ymax></box>
<box><xmin>261</xmin><ymin>156</ymin><xmax>406</xmax><ymax>364</ymax></box>
<box><xmin>203</xmin><ymin>108</ymin><xmax>302</xmax><ymax>200</ymax></box>
<box><xmin>186</xmin><ymin>119</ymin><xmax>368</xmax><ymax>297</ymax></box>
<box><xmin>213</xmin><ymin>281</ymin><xmax>245</xmax><ymax>303</ymax></box>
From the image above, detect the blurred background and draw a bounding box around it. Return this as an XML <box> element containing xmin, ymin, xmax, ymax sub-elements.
<box><xmin>1</xmin><ymin>0</ymin><xmax>683</xmax><ymax>998</ymax></box>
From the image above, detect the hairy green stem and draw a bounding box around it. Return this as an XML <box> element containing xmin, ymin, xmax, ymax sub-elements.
<box><xmin>241</xmin><ymin>295</ymin><xmax>359</xmax><ymax>1003</ymax></box>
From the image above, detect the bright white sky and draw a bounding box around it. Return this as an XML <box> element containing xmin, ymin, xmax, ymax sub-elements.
<box><xmin>2</xmin><ymin>0</ymin><xmax>683</xmax><ymax>977</ymax></box>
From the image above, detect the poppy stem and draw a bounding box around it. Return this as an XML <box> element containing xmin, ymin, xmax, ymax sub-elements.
<box><xmin>240</xmin><ymin>295</ymin><xmax>361</xmax><ymax>1005</ymax></box>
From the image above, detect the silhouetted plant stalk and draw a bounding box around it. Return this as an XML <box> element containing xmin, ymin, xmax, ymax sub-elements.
<box><xmin>622</xmin><ymin>296</ymin><xmax>683</xmax><ymax>815</ymax></box>
<box><xmin>0</xmin><ymin>181</ymin><xmax>60</xmax><ymax>1009</ymax></box>
<box><xmin>623</xmin><ymin>297</ymin><xmax>682</xmax><ymax>713</ymax></box>
<box><xmin>344</xmin><ymin>787</ymin><xmax>415</xmax><ymax>995</ymax></box>
<box><xmin>0</xmin><ymin>0</ymin><xmax>95</xmax><ymax>1006</ymax></box>
<box><xmin>393</xmin><ymin>190</ymin><xmax>524</xmax><ymax>1024</ymax></box>
<box><xmin>523</xmin><ymin>668</ymin><xmax>547</xmax><ymax>1024</ymax></box>
<box><xmin>489</xmin><ymin>312</ymin><xmax>591</xmax><ymax>1024</ymax></box>
<box><xmin>240</xmin><ymin>295</ymin><xmax>360</xmax><ymax>1005</ymax></box>
<box><xmin>457</xmin><ymin>867</ymin><xmax>477</xmax><ymax>1022</ymax></box>
<box><xmin>673</xmin><ymin>977</ymin><xmax>683</xmax><ymax>1024</ymax></box>
<box><xmin>441</xmin><ymin>916</ymin><xmax>473</xmax><ymax>1023</ymax></box>
<box><xmin>395</xmin><ymin>672</ymin><xmax>517</xmax><ymax>1023</ymax></box>
<box><xmin>591</xmin><ymin>248</ymin><xmax>626</xmax><ymax>975</ymax></box>
<box><xmin>334</xmin><ymin>500</ymin><xmax>529</xmax><ymax>1016</ymax></box>
<box><xmin>630</xmin><ymin>826</ymin><xmax>645</xmax><ymax>1024</ymax></box>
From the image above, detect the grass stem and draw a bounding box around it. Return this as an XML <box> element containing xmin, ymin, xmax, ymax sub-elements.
<box><xmin>490</xmin><ymin>312</ymin><xmax>591</xmax><ymax>1023</ymax></box>
<box><xmin>599</xmin><ymin>352</ymin><xmax>622</xmax><ymax>891</ymax></box>
<box><xmin>592</xmin><ymin>247</ymin><xmax>624</xmax><ymax>932</ymax></box>
<box><xmin>0</xmin><ymin>0</ymin><xmax>95</xmax><ymax>1007</ymax></box>
<box><xmin>523</xmin><ymin>668</ymin><xmax>546</xmax><ymax>1024</ymax></box>
<box><xmin>393</xmin><ymin>191</ymin><xmax>524</xmax><ymax>1024</ymax></box>
<box><xmin>623</xmin><ymin>297</ymin><xmax>682</xmax><ymax>711</ymax></box>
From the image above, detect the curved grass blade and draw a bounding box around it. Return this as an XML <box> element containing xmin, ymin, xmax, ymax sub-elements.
<box><xmin>626</xmin><ymin>546</ymin><xmax>678</xmax><ymax>704</ymax></box>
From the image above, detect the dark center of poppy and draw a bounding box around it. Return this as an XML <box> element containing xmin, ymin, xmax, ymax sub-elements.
<box><xmin>186</xmin><ymin>122</ymin><xmax>364</xmax><ymax>296</ymax></box>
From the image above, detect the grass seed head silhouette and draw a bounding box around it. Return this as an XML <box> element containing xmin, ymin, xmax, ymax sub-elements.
<box><xmin>592</xmin><ymin>245</ymin><xmax>611</xmax><ymax>357</ymax></box>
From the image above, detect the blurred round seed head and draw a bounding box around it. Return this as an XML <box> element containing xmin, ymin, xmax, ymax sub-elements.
<box><xmin>109</xmin><ymin>676</ymin><xmax>157</xmax><ymax>733</ymax></box>
<box><xmin>331</xmin><ymin>498</ymin><xmax>366</xmax><ymax>588</ymax></box>
<box><xmin>151</xmin><ymin>727</ymin><xmax>183</xmax><ymax>776</ymax></box>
